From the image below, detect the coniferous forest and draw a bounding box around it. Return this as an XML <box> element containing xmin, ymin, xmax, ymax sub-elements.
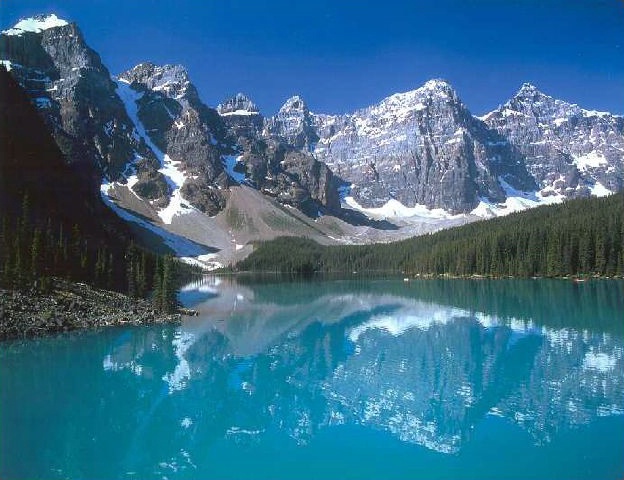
<box><xmin>0</xmin><ymin>197</ymin><xmax>180</xmax><ymax>314</ymax></box>
<box><xmin>237</xmin><ymin>193</ymin><xmax>624</xmax><ymax>278</ymax></box>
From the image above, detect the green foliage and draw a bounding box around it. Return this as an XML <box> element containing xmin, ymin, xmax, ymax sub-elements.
<box><xmin>238</xmin><ymin>193</ymin><xmax>624</xmax><ymax>278</ymax></box>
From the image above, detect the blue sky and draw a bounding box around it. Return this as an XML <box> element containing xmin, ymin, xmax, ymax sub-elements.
<box><xmin>2</xmin><ymin>0</ymin><xmax>623</xmax><ymax>115</ymax></box>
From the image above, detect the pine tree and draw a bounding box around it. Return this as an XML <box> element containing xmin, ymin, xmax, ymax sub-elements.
<box><xmin>31</xmin><ymin>227</ymin><xmax>42</xmax><ymax>285</ymax></box>
<box><xmin>127</xmin><ymin>260</ymin><xmax>137</xmax><ymax>298</ymax></box>
<box><xmin>160</xmin><ymin>255</ymin><xmax>177</xmax><ymax>314</ymax></box>
<box><xmin>0</xmin><ymin>216</ymin><xmax>10</xmax><ymax>287</ymax></box>
<box><xmin>594</xmin><ymin>231</ymin><xmax>607</xmax><ymax>275</ymax></box>
<box><xmin>152</xmin><ymin>257</ymin><xmax>163</xmax><ymax>311</ymax></box>
<box><xmin>579</xmin><ymin>230</ymin><xmax>593</xmax><ymax>274</ymax></box>
<box><xmin>19</xmin><ymin>191</ymin><xmax>30</xmax><ymax>238</ymax></box>
<box><xmin>137</xmin><ymin>252</ymin><xmax>147</xmax><ymax>298</ymax></box>
<box><xmin>12</xmin><ymin>234</ymin><xmax>23</xmax><ymax>289</ymax></box>
<box><xmin>70</xmin><ymin>224</ymin><xmax>82</xmax><ymax>280</ymax></box>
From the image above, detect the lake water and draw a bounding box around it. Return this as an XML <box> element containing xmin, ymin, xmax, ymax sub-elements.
<box><xmin>1</xmin><ymin>277</ymin><xmax>623</xmax><ymax>479</ymax></box>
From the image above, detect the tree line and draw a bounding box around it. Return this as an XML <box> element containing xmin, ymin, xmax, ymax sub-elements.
<box><xmin>237</xmin><ymin>193</ymin><xmax>624</xmax><ymax>278</ymax></box>
<box><xmin>0</xmin><ymin>192</ymin><xmax>182</xmax><ymax>313</ymax></box>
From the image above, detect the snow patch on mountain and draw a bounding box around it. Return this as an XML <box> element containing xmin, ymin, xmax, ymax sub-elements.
<box><xmin>115</xmin><ymin>80</ymin><xmax>155</xmax><ymax>155</ymax></box>
<box><xmin>100</xmin><ymin>182</ymin><xmax>208</xmax><ymax>256</ymax></box>
<box><xmin>590</xmin><ymin>182</ymin><xmax>613</xmax><ymax>197</ymax></box>
<box><xmin>582</xmin><ymin>108</ymin><xmax>618</xmax><ymax>119</ymax></box>
<box><xmin>471</xmin><ymin>177</ymin><xmax>565</xmax><ymax>218</ymax></box>
<box><xmin>217</xmin><ymin>92</ymin><xmax>260</xmax><ymax>116</ymax></box>
<box><xmin>115</xmin><ymin>78</ymin><xmax>195</xmax><ymax>224</ymax></box>
<box><xmin>220</xmin><ymin>110</ymin><xmax>259</xmax><ymax>117</ymax></box>
<box><xmin>344</xmin><ymin>196</ymin><xmax>462</xmax><ymax>220</ymax></box>
<box><xmin>158</xmin><ymin>174</ymin><xmax>196</xmax><ymax>224</ymax></box>
<box><xmin>573</xmin><ymin>152</ymin><xmax>608</xmax><ymax>172</ymax></box>
<box><xmin>2</xmin><ymin>14</ymin><xmax>68</xmax><ymax>36</ymax></box>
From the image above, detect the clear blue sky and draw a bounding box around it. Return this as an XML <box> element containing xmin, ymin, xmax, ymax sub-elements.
<box><xmin>2</xmin><ymin>0</ymin><xmax>623</xmax><ymax>116</ymax></box>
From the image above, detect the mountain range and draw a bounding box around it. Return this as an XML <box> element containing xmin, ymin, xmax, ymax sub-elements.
<box><xmin>1</xmin><ymin>14</ymin><xmax>622</xmax><ymax>268</ymax></box>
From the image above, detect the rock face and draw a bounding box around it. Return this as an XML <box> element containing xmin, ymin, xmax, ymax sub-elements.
<box><xmin>0</xmin><ymin>65</ymin><xmax>127</xmax><ymax>237</ymax></box>
<box><xmin>217</xmin><ymin>93</ymin><xmax>263</xmax><ymax>140</ymax></box>
<box><xmin>217</xmin><ymin>93</ymin><xmax>342</xmax><ymax>215</ymax></box>
<box><xmin>1</xmin><ymin>14</ymin><xmax>344</xmax><ymax>222</ymax></box>
<box><xmin>265</xmin><ymin>81</ymin><xmax>536</xmax><ymax>213</ymax></box>
<box><xmin>237</xmin><ymin>138</ymin><xmax>342</xmax><ymax>215</ymax></box>
<box><xmin>0</xmin><ymin>15</ymin><xmax>148</xmax><ymax>189</ymax></box>
<box><xmin>264</xmin><ymin>95</ymin><xmax>319</xmax><ymax>151</ymax></box>
<box><xmin>117</xmin><ymin>62</ymin><xmax>229</xmax><ymax>215</ymax></box>
<box><xmin>482</xmin><ymin>83</ymin><xmax>624</xmax><ymax>197</ymax></box>
<box><xmin>265</xmin><ymin>80</ymin><xmax>623</xmax><ymax>214</ymax></box>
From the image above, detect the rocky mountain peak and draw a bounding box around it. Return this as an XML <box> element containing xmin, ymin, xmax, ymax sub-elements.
<box><xmin>511</xmin><ymin>82</ymin><xmax>553</xmax><ymax>104</ymax></box>
<box><xmin>421</xmin><ymin>78</ymin><xmax>456</xmax><ymax>97</ymax></box>
<box><xmin>279</xmin><ymin>95</ymin><xmax>309</xmax><ymax>113</ymax></box>
<box><xmin>491</xmin><ymin>82</ymin><xmax>587</xmax><ymax>126</ymax></box>
<box><xmin>264</xmin><ymin>95</ymin><xmax>318</xmax><ymax>150</ymax></box>
<box><xmin>2</xmin><ymin>13</ymin><xmax>69</xmax><ymax>36</ymax></box>
<box><xmin>517</xmin><ymin>82</ymin><xmax>540</xmax><ymax>94</ymax></box>
<box><xmin>217</xmin><ymin>92</ymin><xmax>260</xmax><ymax>116</ymax></box>
<box><xmin>118</xmin><ymin>62</ymin><xmax>192</xmax><ymax>99</ymax></box>
<box><xmin>365</xmin><ymin>79</ymin><xmax>464</xmax><ymax>123</ymax></box>
<box><xmin>483</xmin><ymin>83</ymin><xmax>624</xmax><ymax>199</ymax></box>
<box><xmin>218</xmin><ymin>93</ymin><xmax>263</xmax><ymax>140</ymax></box>
<box><xmin>0</xmin><ymin>13</ymin><xmax>143</xmax><ymax>183</ymax></box>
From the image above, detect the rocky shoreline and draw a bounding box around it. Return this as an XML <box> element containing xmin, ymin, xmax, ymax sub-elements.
<box><xmin>0</xmin><ymin>279</ymin><xmax>183</xmax><ymax>341</ymax></box>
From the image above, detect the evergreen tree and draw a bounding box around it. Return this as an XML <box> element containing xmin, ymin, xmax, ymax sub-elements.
<box><xmin>546</xmin><ymin>234</ymin><xmax>562</xmax><ymax>277</ymax></box>
<box><xmin>595</xmin><ymin>231</ymin><xmax>607</xmax><ymax>275</ymax></box>
<box><xmin>160</xmin><ymin>255</ymin><xmax>177</xmax><ymax>314</ymax></box>
<box><xmin>31</xmin><ymin>227</ymin><xmax>42</xmax><ymax>285</ymax></box>
<box><xmin>152</xmin><ymin>257</ymin><xmax>163</xmax><ymax>312</ymax></box>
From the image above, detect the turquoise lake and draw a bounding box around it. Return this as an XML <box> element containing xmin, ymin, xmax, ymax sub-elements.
<box><xmin>1</xmin><ymin>277</ymin><xmax>623</xmax><ymax>479</ymax></box>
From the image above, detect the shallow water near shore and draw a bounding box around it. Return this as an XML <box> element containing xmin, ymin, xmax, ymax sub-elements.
<box><xmin>1</xmin><ymin>277</ymin><xmax>623</xmax><ymax>479</ymax></box>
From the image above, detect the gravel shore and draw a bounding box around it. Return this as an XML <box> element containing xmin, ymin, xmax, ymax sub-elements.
<box><xmin>0</xmin><ymin>279</ymin><xmax>181</xmax><ymax>341</ymax></box>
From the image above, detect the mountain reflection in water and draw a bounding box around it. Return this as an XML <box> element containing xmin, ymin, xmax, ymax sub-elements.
<box><xmin>1</xmin><ymin>277</ymin><xmax>622</xmax><ymax>479</ymax></box>
<box><xmin>169</xmin><ymin>277</ymin><xmax>623</xmax><ymax>453</ymax></box>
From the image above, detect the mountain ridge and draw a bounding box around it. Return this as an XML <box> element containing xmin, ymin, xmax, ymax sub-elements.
<box><xmin>2</xmin><ymin>13</ymin><xmax>623</xmax><ymax>269</ymax></box>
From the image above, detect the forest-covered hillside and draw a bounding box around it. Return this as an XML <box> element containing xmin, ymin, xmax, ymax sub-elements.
<box><xmin>237</xmin><ymin>193</ymin><xmax>624</xmax><ymax>277</ymax></box>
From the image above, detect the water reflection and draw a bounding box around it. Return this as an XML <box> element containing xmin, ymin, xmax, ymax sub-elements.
<box><xmin>1</xmin><ymin>277</ymin><xmax>622</xmax><ymax>479</ymax></box>
<box><xmin>151</xmin><ymin>277</ymin><xmax>623</xmax><ymax>453</ymax></box>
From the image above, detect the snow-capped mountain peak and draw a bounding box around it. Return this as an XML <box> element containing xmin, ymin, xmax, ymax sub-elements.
<box><xmin>365</xmin><ymin>79</ymin><xmax>462</xmax><ymax>122</ymax></box>
<box><xmin>421</xmin><ymin>78</ymin><xmax>456</xmax><ymax>96</ymax></box>
<box><xmin>2</xmin><ymin>14</ymin><xmax>69</xmax><ymax>36</ymax></box>
<box><xmin>263</xmin><ymin>95</ymin><xmax>319</xmax><ymax>150</ymax></box>
<box><xmin>119</xmin><ymin>62</ymin><xmax>192</xmax><ymax>100</ymax></box>
<box><xmin>516</xmin><ymin>82</ymin><xmax>541</xmax><ymax>95</ymax></box>
<box><xmin>279</xmin><ymin>95</ymin><xmax>309</xmax><ymax>113</ymax></box>
<box><xmin>217</xmin><ymin>93</ymin><xmax>260</xmax><ymax>116</ymax></box>
<box><xmin>506</xmin><ymin>83</ymin><xmax>618</xmax><ymax>121</ymax></box>
<box><xmin>501</xmin><ymin>83</ymin><xmax>583</xmax><ymax>121</ymax></box>
<box><xmin>483</xmin><ymin>83</ymin><xmax>624</xmax><ymax>199</ymax></box>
